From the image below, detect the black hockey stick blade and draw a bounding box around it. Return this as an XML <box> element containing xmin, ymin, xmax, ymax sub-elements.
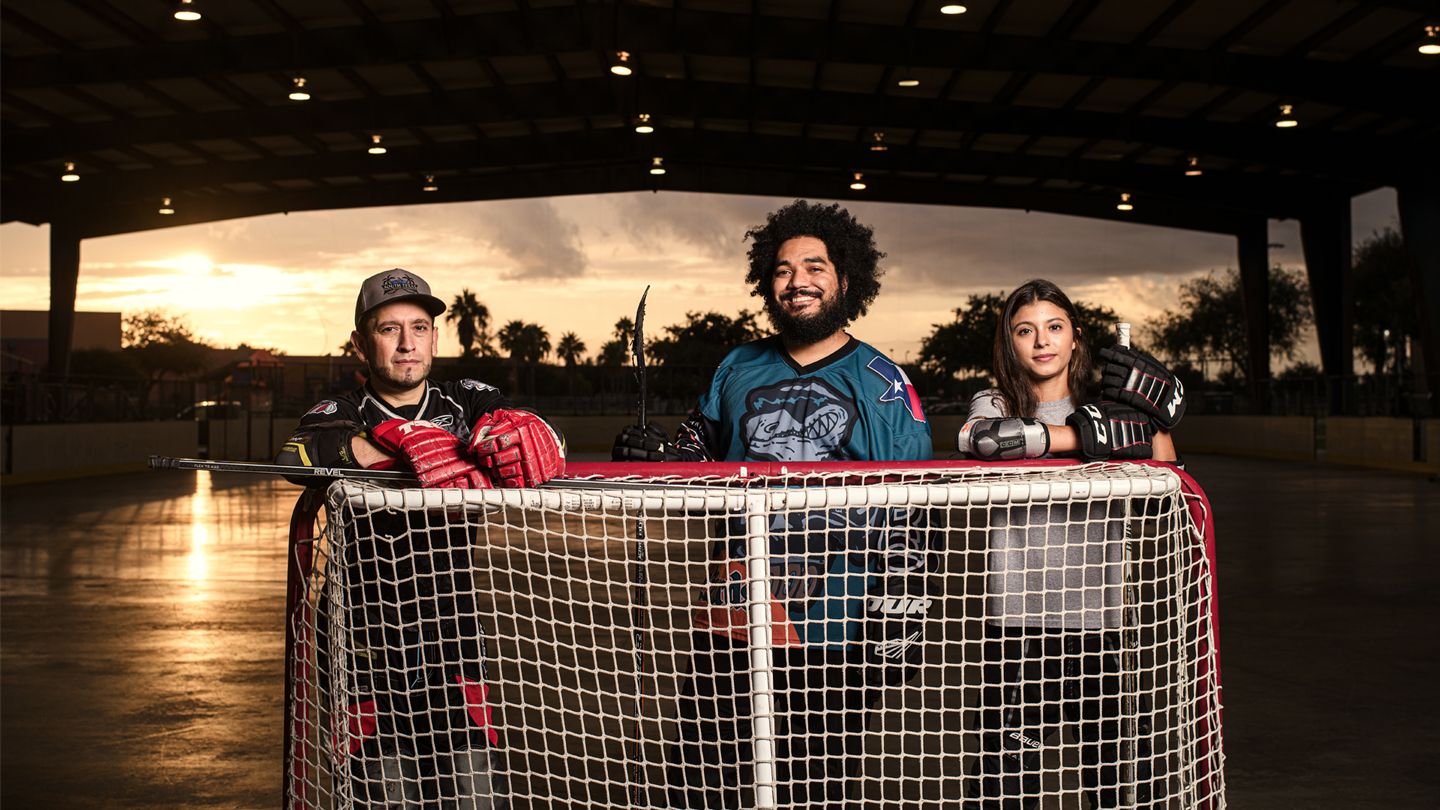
<box><xmin>633</xmin><ymin>285</ymin><xmax>649</xmax><ymax>429</ymax></box>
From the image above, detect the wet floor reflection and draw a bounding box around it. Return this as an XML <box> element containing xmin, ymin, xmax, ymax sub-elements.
<box><xmin>1</xmin><ymin>470</ymin><xmax>304</xmax><ymax>808</ymax></box>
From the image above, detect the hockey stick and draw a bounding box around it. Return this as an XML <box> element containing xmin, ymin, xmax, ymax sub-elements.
<box><xmin>149</xmin><ymin>454</ymin><xmax>417</xmax><ymax>482</ymax></box>
<box><xmin>628</xmin><ymin>286</ymin><xmax>653</xmax><ymax>806</ymax></box>
<box><xmin>1116</xmin><ymin>321</ymin><xmax>1141</xmax><ymax>807</ymax></box>
<box><xmin>147</xmin><ymin>455</ymin><xmax>710</xmax><ymax>493</ymax></box>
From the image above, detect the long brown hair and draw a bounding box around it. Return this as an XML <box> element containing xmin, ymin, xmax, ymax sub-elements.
<box><xmin>991</xmin><ymin>279</ymin><xmax>1093</xmax><ymax>418</ymax></box>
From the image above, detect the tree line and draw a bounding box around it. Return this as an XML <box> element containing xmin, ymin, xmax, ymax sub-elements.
<box><xmin>57</xmin><ymin>230</ymin><xmax>1415</xmax><ymax>402</ymax></box>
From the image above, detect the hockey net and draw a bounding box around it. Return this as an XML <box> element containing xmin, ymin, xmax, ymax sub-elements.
<box><xmin>284</xmin><ymin>460</ymin><xmax>1223</xmax><ymax>810</ymax></box>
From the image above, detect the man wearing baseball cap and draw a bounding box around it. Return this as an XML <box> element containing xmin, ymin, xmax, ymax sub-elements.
<box><xmin>278</xmin><ymin>268</ymin><xmax>565</xmax><ymax>487</ymax></box>
<box><xmin>276</xmin><ymin>268</ymin><xmax>565</xmax><ymax>808</ymax></box>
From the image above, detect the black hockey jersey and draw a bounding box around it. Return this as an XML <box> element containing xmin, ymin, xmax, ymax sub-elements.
<box><xmin>277</xmin><ymin>378</ymin><xmax>510</xmax><ymax>474</ymax></box>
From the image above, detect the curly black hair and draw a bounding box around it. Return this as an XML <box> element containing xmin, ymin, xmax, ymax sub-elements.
<box><xmin>743</xmin><ymin>200</ymin><xmax>886</xmax><ymax>322</ymax></box>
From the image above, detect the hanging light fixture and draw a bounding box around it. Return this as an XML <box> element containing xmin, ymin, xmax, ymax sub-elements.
<box><xmin>611</xmin><ymin>52</ymin><xmax>633</xmax><ymax>76</ymax></box>
<box><xmin>423</xmin><ymin>175</ymin><xmax>438</xmax><ymax>192</ymax></box>
<box><xmin>368</xmin><ymin>135</ymin><xmax>387</xmax><ymax>154</ymax></box>
<box><xmin>850</xmin><ymin>173</ymin><xmax>867</xmax><ymax>190</ymax></box>
<box><xmin>870</xmin><ymin>132</ymin><xmax>888</xmax><ymax>151</ymax></box>
<box><xmin>941</xmin><ymin>4</ymin><xmax>968</xmax><ymax>13</ymax></box>
<box><xmin>1184</xmin><ymin>156</ymin><xmax>1203</xmax><ymax>176</ymax></box>
<box><xmin>174</xmin><ymin>0</ymin><xmax>201</xmax><ymax>20</ymax></box>
<box><xmin>650</xmin><ymin>157</ymin><xmax>665</xmax><ymax>175</ymax></box>
<box><xmin>289</xmin><ymin>77</ymin><xmax>310</xmax><ymax>101</ymax></box>
<box><xmin>61</xmin><ymin>162</ymin><xmax>80</xmax><ymax>182</ymax></box>
<box><xmin>1116</xmin><ymin>193</ymin><xmax>1133</xmax><ymax>211</ymax></box>
<box><xmin>896</xmin><ymin>74</ymin><xmax>920</xmax><ymax>87</ymax></box>
<box><xmin>159</xmin><ymin>198</ymin><xmax>175</xmax><ymax>215</ymax></box>
<box><xmin>1420</xmin><ymin>26</ymin><xmax>1440</xmax><ymax>54</ymax></box>
<box><xmin>1275</xmin><ymin>104</ymin><xmax>1298</xmax><ymax>128</ymax></box>
<box><xmin>635</xmin><ymin>114</ymin><xmax>654</xmax><ymax>134</ymax></box>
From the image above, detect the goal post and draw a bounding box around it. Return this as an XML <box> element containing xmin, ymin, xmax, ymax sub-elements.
<box><xmin>283</xmin><ymin>460</ymin><xmax>1224</xmax><ymax>810</ymax></box>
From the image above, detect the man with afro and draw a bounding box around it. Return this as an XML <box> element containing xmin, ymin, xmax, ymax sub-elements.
<box><xmin>613</xmin><ymin>200</ymin><xmax>938</xmax><ymax>808</ymax></box>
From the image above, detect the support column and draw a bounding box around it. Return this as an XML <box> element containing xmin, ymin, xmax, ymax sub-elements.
<box><xmin>1237</xmin><ymin>218</ymin><xmax>1270</xmax><ymax>412</ymax></box>
<box><xmin>1397</xmin><ymin>185</ymin><xmax>1440</xmax><ymax>383</ymax></box>
<box><xmin>48</xmin><ymin>223</ymin><xmax>82</xmax><ymax>376</ymax></box>
<box><xmin>1299</xmin><ymin>197</ymin><xmax>1354</xmax><ymax>411</ymax></box>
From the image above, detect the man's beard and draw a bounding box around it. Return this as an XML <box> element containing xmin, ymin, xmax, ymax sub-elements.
<box><xmin>369</xmin><ymin>358</ymin><xmax>429</xmax><ymax>392</ymax></box>
<box><xmin>765</xmin><ymin>288</ymin><xmax>851</xmax><ymax>347</ymax></box>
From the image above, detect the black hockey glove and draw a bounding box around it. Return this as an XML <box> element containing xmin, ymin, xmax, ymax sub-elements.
<box><xmin>612</xmin><ymin>422</ymin><xmax>682</xmax><ymax>462</ymax></box>
<box><xmin>1098</xmin><ymin>345</ymin><xmax>1186</xmax><ymax>430</ymax></box>
<box><xmin>861</xmin><ymin>577</ymin><xmax>936</xmax><ymax>688</ymax></box>
<box><xmin>1066</xmin><ymin>402</ymin><xmax>1155</xmax><ymax>460</ymax></box>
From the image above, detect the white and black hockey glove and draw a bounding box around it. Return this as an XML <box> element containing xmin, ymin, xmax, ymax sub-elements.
<box><xmin>612</xmin><ymin>422</ymin><xmax>682</xmax><ymax>462</ymax></box>
<box><xmin>1066</xmin><ymin>402</ymin><xmax>1154</xmax><ymax>460</ymax></box>
<box><xmin>861</xmin><ymin>577</ymin><xmax>936</xmax><ymax>688</ymax></box>
<box><xmin>1098</xmin><ymin>345</ymin><xmax>1186</xmax><ymax>430</ymax></box>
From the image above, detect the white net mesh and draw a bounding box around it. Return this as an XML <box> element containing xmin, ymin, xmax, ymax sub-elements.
<box><xmin>285</xmin><ymin>462</ymin><xmax>1223</xmax><ymax>810</ymax></box>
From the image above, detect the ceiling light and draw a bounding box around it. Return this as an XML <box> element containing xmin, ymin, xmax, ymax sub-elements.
<box><xmin>1116</xmin><ymin>192</ymin><xmax>1133</xmax><ymax>211</ymax></box>
<box><xmin>650</xmin><ymin>157</ymin><xmax>665</xmax><ymax>175</ymax></box>
<box><xmin>368</xmin><ymin>135</ymin><xmax>386</xmax><ymax>154</ymax></box>
<box><xmin>159</xmin><ymin>198</ymin><xmax>175</xmax><ymax>215</ymax></box>
<box><xmin>1275</xmin><ymin>104</ymin><xmax>1298</xmax><ymax>128</ymax></box>
<box><xmin>850</xmin><ymin>172</ymin><xmax>867</xmax><ymax>190</ymax></box>
<box><xmin>896</xmin><ymin>74</ymin><xmax>920</xmax><ymax>87</ymax></box>
<box><xmin>174</xmin><ymin>0</ymin><xmax>200</xmax><ymax>20</ymax></box>
<box><xmin>635</xmin><ymin>113</ymin><xmax>654</xmax><ymax>134</ymax></box>
<box><xmin>1184</xmin><ymin>157</ymin><xmax>1203</xmax><ymax>176</ymax></box>
<box><xmin>611</xmin><ymin>51</ymin><xmax>633</xmax><ymax>76</ymax></box>
<box><xmin>423</xmin><ymin>175</ymin><xmax>438</xmax><ymax>192</ymax></box>
<box><xmin>870</xmin><ymin>132</ymin><xmax>888</xmax><ymax>151</ymax></box>
<box><xmin>1421</xmin><ymin>26</ymin><xmax>1440</xmax><ymax>55</ymax></box>
<box><xmin>61</xmin><ymin>162</ymin><xmax>79</xmax><ymax>182</ymax></box>
<box><xmin>940</xmin><ymin>5</ymin><xmax>967</xmax><ymax>13</ymax></box>
<box><xmin>289</xmin><ymin>77</ymin><xmax>310</xmax><ymax>101</ymax></box>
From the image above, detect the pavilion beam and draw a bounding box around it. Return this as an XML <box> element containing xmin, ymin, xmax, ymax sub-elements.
<box><xmin>51</xmin><ymin>160</ymin><xmax>1257</xmax><ymax>241</ymax></box>
<box><xmin>1</xmin><ymin>127</ymin><xmax>1363</xmax><ymax>226</ymax></box>
<box><xmin>1237</xmin><ymin>217</ymin><xmax>1271</xmax><ymax>412</ymax></box>
<box><xmin>1299</xmin><ymin>196</ymin><xmax>1355</xmax><ymax>407</ymax></box>
<box><xmin>47</xmin><ymin>222</ymin><xmax>81</xmax><ymax>376</ymax></box>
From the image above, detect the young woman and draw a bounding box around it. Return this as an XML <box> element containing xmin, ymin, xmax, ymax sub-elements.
<box><xmin>957</xmin><ymin>279</ymin><xmax>1185</xmax><ymax>809</ymax></box>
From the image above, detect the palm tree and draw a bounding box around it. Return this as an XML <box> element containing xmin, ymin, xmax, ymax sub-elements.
<box><xmin>445</xmin><ymin>289</ymin><xmax>491</xmax><ymax>358</ymax></box>
<box><xmin>497</xmin><ymin>320</ymin><xmax>527</xmax><ymax>393</ymax></box>
<box><xmin>557</xmin><ymin>332</ymin><xmax>586</xmax><ymax>397</ymax></box>
<box><xmin>521</xmin><ymin>322</ymin><xmax>551</xmax><ymax>396</ymax></box>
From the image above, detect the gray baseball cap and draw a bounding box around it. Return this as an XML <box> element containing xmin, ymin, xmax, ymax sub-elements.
<box><xmin>354</xmin><ymin>269</ymin><xmax>447</xmax><ymax>329</ymax></box>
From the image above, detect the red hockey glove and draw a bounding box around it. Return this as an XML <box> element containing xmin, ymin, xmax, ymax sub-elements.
<box><xmin>370</xmin><ymin>419</ymin><xmax>492</xmax><ymax>489</ymax></box>
<box><xmin>468</xmin><ymin>410</ymin><xmax>566</xmax><ymax>488</ymax></box>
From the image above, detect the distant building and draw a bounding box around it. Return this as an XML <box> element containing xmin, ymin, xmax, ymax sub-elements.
<box><xmin>1</xmin><ymin>311</ymin><xmax>122</xmax><ymax>374</ymax></box>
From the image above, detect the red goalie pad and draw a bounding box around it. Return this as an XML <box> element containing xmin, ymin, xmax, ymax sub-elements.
<box><xmin>468</xmin><ymin>410</ymin><xmax>565</xmax><ymax>488</ymax></box>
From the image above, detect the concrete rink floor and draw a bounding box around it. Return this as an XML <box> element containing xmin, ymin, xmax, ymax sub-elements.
<box><xmin>1</xmin><ymin>455</ymin><xmax>1436</xmax><ymax>809</ymax></box>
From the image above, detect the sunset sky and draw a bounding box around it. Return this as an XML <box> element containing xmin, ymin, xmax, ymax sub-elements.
<box><xmin>0</xmin><ymin>187</ymin><xmax>1400</xmax><ymax>369</ymax></box>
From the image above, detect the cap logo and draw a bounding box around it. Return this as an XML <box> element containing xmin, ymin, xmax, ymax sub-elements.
<box><xmin>380</xmin><ymin>274</ymin><xmax>420</xmax><ymax>297</ymax></box>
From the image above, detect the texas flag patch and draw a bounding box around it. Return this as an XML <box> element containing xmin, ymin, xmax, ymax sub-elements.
<box><xmin>867</xmin><ymin>356</ymin><xmax>926</xmax><ymax>422</ymax></box>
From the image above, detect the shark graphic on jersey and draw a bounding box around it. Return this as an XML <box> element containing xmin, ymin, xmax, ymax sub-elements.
<box><xmin>741</xmin><ymin>378</ymin><xmax>857</xmax><ymax>461</ymax></box>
